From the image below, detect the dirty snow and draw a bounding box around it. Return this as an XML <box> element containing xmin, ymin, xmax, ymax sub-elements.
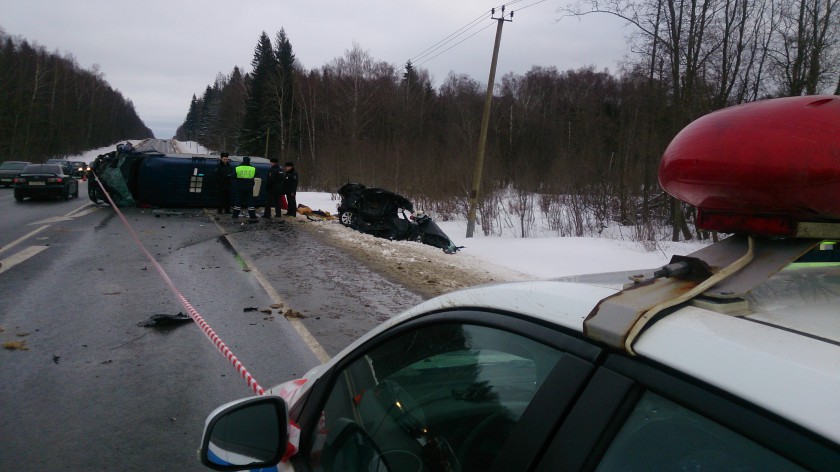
<box><xmin>295</xmin><ymin>192</ymin><xmax>709</xmax><ymax>297</ymax></box>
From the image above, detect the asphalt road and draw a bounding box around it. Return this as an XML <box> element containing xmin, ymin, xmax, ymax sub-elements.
<box><xmin>0</xmin><ymin>180</ymin><xmax>424</xmax><ymax>470</ymax></box>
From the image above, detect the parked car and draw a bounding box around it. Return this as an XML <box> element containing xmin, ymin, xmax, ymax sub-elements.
<box><xmin>197</xmin><ymin>96</ymin><xmax>840</xmax><ymax>471</ymax></box>
<box><xmin>337</xmin><ymin>183</ymin><xmax>459</xmax><ymax>253</ymax></box>
<box><xmin>13</xmin><ymin>164</ymin><xmax>79</xmax><ymax>201</ymax></box>
<box><xmin>88</xmin><ymin>150</ymin><xmax>270</xmax><ymax>207</ymax></box>
<box><xmin>0</xmin><ymin>160</ymin><xmax>31</xmax><ymax>187</ymax></box>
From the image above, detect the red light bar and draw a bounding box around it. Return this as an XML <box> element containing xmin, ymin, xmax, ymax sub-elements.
<box><xmin>659</xmin><ymin>96</ymin><xmax>840</xmax><ymax>236</ymax></box>
<box><xmin>697</xmin><ymin>210</ymin><xmax>795</xmax><ymax>237</ymax></box>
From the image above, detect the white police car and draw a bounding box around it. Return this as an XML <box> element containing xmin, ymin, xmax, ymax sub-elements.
<box><xmin>198</xmin><ymin>96</ymin><xmax>840</xmax><ymax>471</ymax></box>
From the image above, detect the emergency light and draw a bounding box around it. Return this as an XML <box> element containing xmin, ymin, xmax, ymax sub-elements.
<box><xmin>659</xmin><ymin>96</ymin><xmax>840</xmax><ymax>237</ymax></box>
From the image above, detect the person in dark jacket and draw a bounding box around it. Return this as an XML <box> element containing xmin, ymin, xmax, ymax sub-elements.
<box><xmin>232</xmin><ymin>156</ymin><xmax>257</xmax><ymax>220</ymax></box>
<box><xmin>280</xmin><ymin>161</ymin><xmax>299</xmax><ymax>217</ymax></box>
<box><xmin>215</xmin><ymin>152</ymin><xmax>234</xmax><ymax>214</ymax></box>
<box><xmin>262</xmin><ymin>158</ymin><xmax>285</xmax><ymax>219</ymax></box>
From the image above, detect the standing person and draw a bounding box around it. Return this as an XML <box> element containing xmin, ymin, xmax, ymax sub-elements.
<box><xmin>281</xmin><ymin>161</ymin><xmax>299</xmax><ymax>217</ymax></box>
<box><xmin>215</xmin><ymin>152</ymin><xmax>234</xmax><ymax>214</ymax></box>
<box><xmin>262</xmin><ymin>158</ymin><xmax>285</xmax><ymax>219</ymax></box>
<box><xmin>232</xmin><ymin>156</ymin><xmax>258</xmax><ymax>220</ymax></box>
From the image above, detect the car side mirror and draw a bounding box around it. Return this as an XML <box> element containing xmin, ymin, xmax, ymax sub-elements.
<box><xmin>198</xmin><ymin>396</ymin><xmax>289</xmax><ymax>471</ymax></box>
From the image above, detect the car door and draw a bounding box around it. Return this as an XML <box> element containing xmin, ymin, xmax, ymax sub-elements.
<box><xmin>290</xmin><ymin>309</ymin><xmax>604</xmax><ymax>472</ymax></box>
<box><xmin>532</xmin><ymin>354</ymin><xmax>840</xmax><ymax>471</ymax></box>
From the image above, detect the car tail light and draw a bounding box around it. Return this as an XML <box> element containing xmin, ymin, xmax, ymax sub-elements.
<box><xmin>48</xmin><ymin>177</ymin><xmax>62</xmax><ymax>183</ymax></box>
<box><xmin>659</xmin><ymin>95</ymin><xmax>840</xmax><ymax>236</ymax></box>
<box><xmin>13</xmin><ymin>177</ymin><xmax>26</xmax><ymax>183</ymax></box>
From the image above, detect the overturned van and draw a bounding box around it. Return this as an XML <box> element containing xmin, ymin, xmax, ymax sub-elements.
<box><xmin>88</xmin><ymin>150</ymin><xmax>271</xmax><ymax>208</ymax></box>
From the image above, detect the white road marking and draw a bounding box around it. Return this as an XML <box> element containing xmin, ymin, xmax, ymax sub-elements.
<box><xmin>207</xmin><ymin>211</ymin><xmax>332</xmax><ymax>363</ymax></box>
<box><xmin>0</xmin><ymin>226</ymin><xmax>49</xmax><ymax>255</ymax></box>
<box><xmin>3</xmin><ymin>203</ymin><xmax>100</xmax><ymax>254</ymax></box>
<box><xmin>31</xmin><ymin>203</ymin><xmax>100</xmax><ymax>225</ymax></box>
<box><xmin>30</xmin><ymin>216</ymin><xmax>74</xmax><ymax>224</ymax></box>
<box><xmin>0</xmin><ymin>246</ymin><xmax>49</xmax><ymax>275</ymax></box>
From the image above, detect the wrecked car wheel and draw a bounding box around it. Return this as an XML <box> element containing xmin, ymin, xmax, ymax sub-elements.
<box><xmin>339</xmin><ymin>211</ymin><xmax>358</xmax><ymax>227</ymax></box>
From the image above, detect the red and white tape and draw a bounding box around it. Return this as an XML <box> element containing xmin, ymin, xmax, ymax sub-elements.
<box><xmin>92</xmin><ymin>171</ymin><xmax>265</xmax><ymax>395</ymax></box>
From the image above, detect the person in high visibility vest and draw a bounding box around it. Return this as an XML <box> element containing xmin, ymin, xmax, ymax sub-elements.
<box><xmin>232</xmin><ymin>156</ymin><xmax>257</xmax><ymax>220</ymax></box>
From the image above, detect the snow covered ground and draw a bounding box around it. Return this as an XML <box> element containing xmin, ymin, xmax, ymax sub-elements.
<box><xmin>296</xmin><ymin>191</ymin><xmax>707</xmax><ymax>280</ymax></box>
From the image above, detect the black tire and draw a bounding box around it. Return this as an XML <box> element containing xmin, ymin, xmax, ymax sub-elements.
<box><xmin>339</xmin><ymin>210</ymin><xmax>358</xmax><ymax>227</ymax></box>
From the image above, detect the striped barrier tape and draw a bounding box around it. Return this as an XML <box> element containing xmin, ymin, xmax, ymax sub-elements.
<box><xmin>91</xmin><ymin>170</ymin><xmax>265</xmax><ymax>395</ymax></box>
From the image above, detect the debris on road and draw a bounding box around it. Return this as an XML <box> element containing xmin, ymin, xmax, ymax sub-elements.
<box><xmin>3</xmin><ymin>340</ymin><xmax>28</xmax><ymax>351</ymax></box>
<box><xmin>283</xmin><ymin>309</ymin><xmax>305</xmax><ymax>319</ymax></box>
<box><xmin>137</xmin><ymin>312</ymin><xmax>192</xmax><ymax>327</ymax></box>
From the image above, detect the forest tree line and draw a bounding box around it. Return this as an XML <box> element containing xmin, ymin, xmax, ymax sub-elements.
<box><xmin>178</xmin><ymin>0</ymin><xmax>837</xmax><ymax>241</ymax></box>
<box><xmin>0</xmin><ymin>30</ymin><xmax>152</xmax><ymax>163</ymax></box>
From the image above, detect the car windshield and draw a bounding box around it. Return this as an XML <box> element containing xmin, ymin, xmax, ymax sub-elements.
<box><xmin>1</xmin><ymin>162</ymin><xmax>28</xmax><ymax>171</ymax></box>
<box><xmin>22</xmin><ymin>164</ymin><xmax>62</xmax><ymax>174</ymax></box>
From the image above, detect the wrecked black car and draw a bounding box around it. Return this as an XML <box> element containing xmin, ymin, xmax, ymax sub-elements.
<box><xmin>88</xmin><ymin>150</ymin><xmax>270</xmax><ymax>208</ymax></box>
<box><xmin>337</xmin><ymin>183</ymin><xmax>459</xmax><ymax>253</ymax></box>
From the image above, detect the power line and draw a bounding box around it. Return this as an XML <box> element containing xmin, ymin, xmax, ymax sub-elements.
<box><xmin>413</xmin><ymin>22</ymin><xmax>496</xmax><ymax>70</ymax></box>
<box><xmin>407</xmin><ymin>1</ymin><xmax>550</xmax><ymax>72</ymax></box>
<box><xmin>411</xmin><ymin>10</ymin><xmax>491</xmax><ymax>64</ymax></box>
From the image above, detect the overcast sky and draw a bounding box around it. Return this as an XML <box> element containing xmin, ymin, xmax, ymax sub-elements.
<box><xmin>2</xmin><ymin>0</ymin><xmax>629</xmax><ymax>140</ymax></box>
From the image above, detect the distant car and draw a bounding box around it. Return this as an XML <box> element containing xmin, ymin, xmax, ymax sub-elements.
<box><xmin>68</xmin><ymin>161</ymin><xmax>87</xmax><ymax>178</ymax></box>
<box><xmin>45</xmin><ymin>158</ymin><xmax>73</xmax><ymax>175</ymax></box>
<box><xmin>13</xmin><ymin>164</ymin><xmax>79</xmax><ymax>201</ymax></box>
<box><xmin>0</xmin><ymin>161</ymin><xmax>31</xmax><ymax>187</ymax></box>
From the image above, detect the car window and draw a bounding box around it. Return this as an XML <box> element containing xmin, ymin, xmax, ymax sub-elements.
<box><xmin>595</xmin><ymin>391</ymin><xmax>805</xmax><ymax>471</ymax></box>
<box><xmin>308</xmin><ymin>323</ymin><xmax>566</xmax><ymax>472</ymax></box>
<box><xmin>1</xmin><ymin>162</ymin><xmax>28</xmax><ymax>170</ymax></box>
<box><xmin>22</xmin><ymin>165</ymin><xmax>61</xmax><ymax>174</ymax></box>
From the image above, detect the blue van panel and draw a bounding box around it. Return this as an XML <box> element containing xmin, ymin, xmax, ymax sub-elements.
<box><xmin>135</xmin><ymin>155</ymin><xmax>270</xmax><ymax>207</ymax></box>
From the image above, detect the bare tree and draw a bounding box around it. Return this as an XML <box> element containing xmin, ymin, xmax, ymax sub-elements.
<box><xmin>770</xmin><ymin>0</ymin><xmax>839</xmax><ymax>95</ymax></box>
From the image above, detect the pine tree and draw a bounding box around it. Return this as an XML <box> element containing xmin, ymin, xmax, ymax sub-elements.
<box><xmin>238</xmin><ymin>32</ymin><xmax>276</xmax><ymax>156</ymax></box>
<box><xmin>271</xmin><ymin>29</ymin><xmax>297</xmax><ymax>160</ymax></box>
<box><xmin>218</xmin><ymin>66</ymin><xmax>247</xmax><ymax>152</ymax></box>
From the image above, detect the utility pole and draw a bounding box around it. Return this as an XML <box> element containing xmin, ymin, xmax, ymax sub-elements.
<box><xmin>466</xmin><ymin>6</ymin><xmax>513</xmax><ymax>238</ymax></box>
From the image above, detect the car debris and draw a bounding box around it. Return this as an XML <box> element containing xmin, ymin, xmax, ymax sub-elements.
<box><xmin>337</xmin><ymin>183</ymin><xmax>460</xmax><ymax>253</ymax></box>
<box><xmin>137</xmin><ymin>312</ymin><xmax>192</xmax><ymax>328</ymax></box>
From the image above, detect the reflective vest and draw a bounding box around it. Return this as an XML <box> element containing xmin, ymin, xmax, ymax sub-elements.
<box><xmin>235</xmin><ymin>165</ymin><xmax>256</xmax><ymax>179</ymax></box>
